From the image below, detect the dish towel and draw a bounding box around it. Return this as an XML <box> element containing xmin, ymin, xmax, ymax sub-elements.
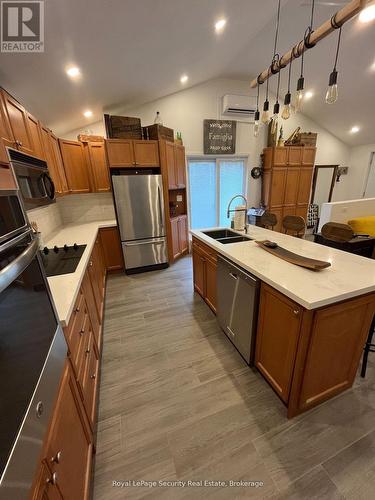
<box><xmin>233</xmin><ymin>205</ymin><xmax>246</xmax><ymax>230</ymax></box>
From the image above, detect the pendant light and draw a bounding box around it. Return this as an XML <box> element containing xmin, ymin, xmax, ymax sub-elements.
<box><xmin>254</xmin><ymin>82</ymin><xmax>260</xmax><ymax>137</ymax></box>
<box><xmin>282</xmin><ymin>58</ymin><xmax>292</xmax><ymax>120</ymax></box>
<box><xmin>261</xmin><ymin>77</ymin><xmax>270</xmax><ymax>124</ymax></box>
<box><xmin>294</xmin><ymin>0</ymin><xmax>316</xmax><ymax>113</ymax></box>
<box><xmin>325</xmin><ymin>25</ymin><xmax>342</xmax><ymax>104</ymax></box>
<box><xmin>271</xmin><ymin>60</ymin><xmax>281</xmax><ymax>135</ymax></box>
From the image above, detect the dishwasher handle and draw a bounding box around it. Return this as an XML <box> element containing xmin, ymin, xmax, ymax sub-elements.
<box><xmin>218</xmin><ymin>255</ymin><xmax>259</xmax><ymax>286</ymax></box>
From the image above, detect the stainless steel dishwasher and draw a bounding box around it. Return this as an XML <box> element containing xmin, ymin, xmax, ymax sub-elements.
<box><xmin>217</xmin><ymin>255</ymin><xmax>260</xmax><ymax>365</ymax></box>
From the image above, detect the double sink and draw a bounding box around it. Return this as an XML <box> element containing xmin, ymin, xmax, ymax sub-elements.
<box><xmin>202</xmin><ymin>229</ymin><xmax>253</xmax><ymax>244</ymax></box>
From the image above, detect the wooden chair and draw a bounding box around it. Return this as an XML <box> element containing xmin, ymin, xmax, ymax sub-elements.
<box><xmin>282</xmin><ymin>215</ymin><xmax>306</xmax><ymax>238</ymax></box>
<box><xmin>321</xmin><ymin>222</ymin><xmax>355</xmax><ymax>242</ymax></box>
<box><xmin>361</xmin><ymin>315</ymin><xmax>375</xmax><ymax>378</ymax></box>
<box><xmin>260</xmin><ymin>211</ymin><xmax>278</xmax><ymax>230</ymax></box>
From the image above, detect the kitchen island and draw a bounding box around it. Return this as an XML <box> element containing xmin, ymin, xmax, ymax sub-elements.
<box><xmin>191</xmin><ymin>226</ymin><xmax>375</xmax><ymax>418</ymax></box>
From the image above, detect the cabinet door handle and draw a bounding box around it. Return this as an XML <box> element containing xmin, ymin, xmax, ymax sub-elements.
<box><xmin>89</xmin><ymin>261</ymin><xmax>93</xmax><ymax>267</ymax></box>
<box><xmin>80</xmin><ymin>327</ymin><xmax>85</xmax><ymax>336</ymax></box>
<box><xmin>74</xmin><ymin>306</ymin><xmax>80</xmax><ymax>313</ymax></box>
<box><xmin>91</xmin><ymin>373</ymin><xmax>96</xmax><ymax>380</ymax></box>
<box><xmin>51</xmin><ymin>451</ymin><xmax>62</xmax><ymax>464</ymax></box>
<box><xmin>86</xmin><ymin>347</ymin><xmax>90</xmax><ymax>354</ymax></box>
<box><xmin>293</xmin><ymin>309</ymin><xmax>300</xmax><ymax>316</ymax></box>
<box><xmin>46</xmin><ymin>472</ymin><xmax>58</xmax><ymax>485</ymax></box>
<box><xmin>229</xmin><ymin>272</ymin><xmax>238</xmax><ymax>280</ymax></box>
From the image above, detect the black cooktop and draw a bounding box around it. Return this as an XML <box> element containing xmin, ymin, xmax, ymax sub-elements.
<box><xmin>40</xmin><ymin>244</ymin><xmax>87</xmax><ymax>277</ymax></box>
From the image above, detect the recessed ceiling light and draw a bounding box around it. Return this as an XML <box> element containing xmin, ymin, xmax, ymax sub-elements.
<box><xmin>305</xmin><ymin>91</ymin><xmax>314</xmax><ymax>99</ymax></box>
<box><xmin>215</xmin><ymin>18</ymin><xmax>227</xmax><ymax>32</ymax></box>
<box><xmin>83</xmin><ymin>110</ymin><xmax>93</xmax><ymax>118</ymax></box>
<box><xmin>180</xmin><ymin>74</ymin><xmax>188</xmax><ymax>84</ymax></box>
<box><xmin>359</xmin><ymin>5</ymin><xmax>375</xmax><ymax>23</ymax></box>
<box><xmin>66</xmin><ymin>66</ymin><xmax>81</xmax><ymax>78</ymax></box>
<box><xmin>350</xmin><ymin>125</ymin><xmax>360</xmax><ymax>133</ymax></box>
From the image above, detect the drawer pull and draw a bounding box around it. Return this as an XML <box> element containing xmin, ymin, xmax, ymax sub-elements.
<box><xmin>89</xmin><ymin>261</ymin><xmax>93</xmax><ymax>267</ymax></box>
<box><xmin>91</xmin><ymin>373</ymin><xmax>96</xmax><ymax>380</ymax></box>
<box><xmin>80</xmin><ymin>328</ymin><xmax>85</xmax><ymax>336</ymax></box>
<box><xmin>51</xmin><ymin>451</ymin><xmax>62</xmax><ymax>464</ymax></box>
<box><xmin>74</xmin><ymin>306</ymin><xmax>80</xmax><ymax>313</ymax></box>
<box><xmin>46</xmin><ymin>472</ymin><xmax>58</xmax><ymax>485</ymax></box>
<box><xmin>86</xmin><ymin>347</ymin><xmax>91</xmax><ymax>355</ymax></box>
<box><xmin>293</xmin><ymin>309</ymin><xmax>300</xmax><ymax>316</ymax></box>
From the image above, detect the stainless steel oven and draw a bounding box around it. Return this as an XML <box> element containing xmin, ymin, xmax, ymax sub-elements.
<box><xmin>0</xmin><ymin>194</ymin><xmax>66</xmax><ymax>499</ymax></box>
<box><xmin>7</xmin><ymin>148</ymin><xmax>55</xmax><ymax>210</ymax></box>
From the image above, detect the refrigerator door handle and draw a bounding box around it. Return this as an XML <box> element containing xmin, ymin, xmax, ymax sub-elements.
<box><xmin>124</xmin><ymin>239</ymin><xmax>165</xmax><ymax>247</ymax></box>
<box><xmin>158</xmin><ymin>187</ymin><xmax>164</xmax><ymax>230</ymax></box>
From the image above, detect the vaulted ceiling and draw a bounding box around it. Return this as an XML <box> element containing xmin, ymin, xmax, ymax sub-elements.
<box><xmin>0</xmin><ymin>0</ymin><xmax>374</xmax><ymax>145</ymax></box>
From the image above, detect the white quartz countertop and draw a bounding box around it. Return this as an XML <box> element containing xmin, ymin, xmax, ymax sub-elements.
<box><xmin>45</xmin><ymin>220</ymin><xmax>117</xmax><ymax>327</ymax></box>
<box><xmin>191</xmin><ymin>226</ymin><xmax>375</xmax><ymax>310</ymax></box>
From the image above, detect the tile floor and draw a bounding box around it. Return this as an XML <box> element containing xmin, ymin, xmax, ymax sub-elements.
<box><xmin>93</xmin><ymin>256</ymin><xmax>375</xmax><ymax>500</ymax></box>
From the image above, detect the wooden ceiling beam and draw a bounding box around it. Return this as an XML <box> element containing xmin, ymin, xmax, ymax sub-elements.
<box><xmin>250</xmin><ymin>0</ymin><xmax>370</xmax><ymax>88</ymax></box>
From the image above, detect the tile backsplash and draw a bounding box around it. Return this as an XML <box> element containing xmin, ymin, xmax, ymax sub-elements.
<box><xmin>57</xmin><ymin>193</ymin><xmax>115</xmax><ymax>224</ymax></box>
<box><xmin>27</xmin><ymin>203</ymin><xmax>62</xmax><ymax>243</ymax></box>
<box><xmin>26</xmin><ymin>193</ymin><xmax>116</xmax><ymax>242</ymax></box>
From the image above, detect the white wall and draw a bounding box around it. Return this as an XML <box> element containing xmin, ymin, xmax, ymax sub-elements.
<box><xmin>348</xmin><ymin>144</ymin><xmax>375</xmax><ymax>199</ymax></box>
<box><xmin>62</xmin><ymin>78</ymin><xmax>352</xmax><ymax>206</ymax></box>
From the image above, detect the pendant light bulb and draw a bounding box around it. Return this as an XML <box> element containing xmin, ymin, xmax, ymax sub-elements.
<box><xmin>281</xmin><ymin>92</ymin><xmax>291</xmax><ymax>120</ymax></box>
<box><xmin>253</xmin><ymin>110</ymin><xmax>260</xmax><ymax>138</ymax></box>
<box><xmin>294</xmin><ymin>76</ymin><xmax>304</xmax><ymax>113</ymax></box>
<box><xmin>261</xmin><ymin>100</ymin><xmax>270</xmax><ymax>124</ymax></box>
<box><xmin>271</xmin><ymin>102</ymin><xmax>280</xmax><ymax>135</ymax></box>
<box><xmin>325</xmin><ymin>70</ymin><xmax>338</xmax><ymax>104</ymax></box>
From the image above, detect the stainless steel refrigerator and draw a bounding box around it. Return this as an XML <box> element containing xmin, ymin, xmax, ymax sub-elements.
<box><xmin>112</xmin><ymin>171</ymin><xmax>168</xmax><ymax>273</ymax></box>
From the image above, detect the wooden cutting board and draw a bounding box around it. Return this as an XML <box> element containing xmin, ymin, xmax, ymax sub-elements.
<box><xmin>255</xmin><ymin>240</ymin><xmax>331</xmax><ymax>271</ymax></box>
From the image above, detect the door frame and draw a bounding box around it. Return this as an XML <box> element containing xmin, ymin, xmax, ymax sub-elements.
<box><xmin>186</xmin><ymin>155</ymin><xmax>249</xmax><ymax>231</ymax></box>
<box><xmin>310</xmin><ymin>164</ymin><xmax>339</xmax><ymax>205</ymax></box>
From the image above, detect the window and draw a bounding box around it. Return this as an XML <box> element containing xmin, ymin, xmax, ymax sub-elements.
<box><xmin>188</xmin><ymin>158</ymin><xmax>247</xmax><ymax>229</ymax></box>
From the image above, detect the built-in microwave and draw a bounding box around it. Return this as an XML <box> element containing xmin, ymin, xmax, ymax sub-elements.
<box><xmin>7</xmin><ymin>148</ymin><xmax>55</xmax><ymax>210</ymax></box>
<box><xmin>0</xmin><ymin>192</ymin><xmax>66</xmax><ymax>499</ymax></box>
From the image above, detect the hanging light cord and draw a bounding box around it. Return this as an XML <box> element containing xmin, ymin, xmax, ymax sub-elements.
<box><xmin>256</xmin><ymin>83</ymin><xmax>260</xmax><ymax>110</ymax></box>
<box><xmin>332</xmin><ymin>26</ymin><xmax>342</xmax><ymax>71</ymax></box>
<box><xmin>273</xmin><ymin>0</ymin><xmax>282</xmax><ymax>57</ymax></box>
<box><xmin>276</xmin><ymin>59</ymin><xmax>281</xmax><ymax>102</ymax></box>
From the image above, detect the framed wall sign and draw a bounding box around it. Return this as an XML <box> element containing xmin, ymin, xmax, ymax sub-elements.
<box><xmin>203</xmin><ymin>119</ymin><xmax>236</xmax><ymax>155</ymax></box>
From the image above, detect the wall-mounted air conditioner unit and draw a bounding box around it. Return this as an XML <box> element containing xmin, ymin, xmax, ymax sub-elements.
<box><xmin>222</xmin><ymin>94</ymin><xmax>257</xmax><ymax>116</ymax></box>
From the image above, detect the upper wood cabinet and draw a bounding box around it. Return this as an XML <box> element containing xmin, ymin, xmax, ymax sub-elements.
<box><xmin>283</xmin><ymin>168</ymin><xmax>300</xmax><ymax>207</ymax></box>
<box><xmin>302</xmin><ymin>147</ymin><xmax>316</xmax><ymax>165</ymax></box>
<box><xmin>297</xmin><ymin>167</ymin><xmax>314</xmax><ymax>205</ymax></box>
<box><xmin>175</xmin><ymin>144</ymin><xmax>186</xmax><ymax>188</ymax></box>
<box><xmin>105</xmin><ymin>139</ymin><xmax>160</xmax><ymax>168</ymax></box>
<box><xmin>165</xmin><ymin>141</ymin><xmax>177</xmax><ymax>189</ymax></box>
<box><xmin>287</xmin><ymin>147</ymin><xmax>303</xmax><ymax>166</ymax></box>
<box><xmin>26</xmin><ymin>112</ymin><xmax>45</xmax><ymax>159</ymax></box>
<box><xmin>255</xmin><ymin>284</ymin><xmax>302</xmax><ymax>403</ymax></box>
<box><xmin>59</xmin><ymin>139</ymin><xmax>90</xmax><ymax>193</ymax></box>
<box><xmin>133</xmin><ymin>140</ymin><xmax>159</xmax><ymax>166</ymax></box>
<box><xmin>0</xmin><ymin>95</ymin><xmax>15</xmax><ymax>163</ymax></box>
<box><xmin>1</xmin><ymin>90</ymin><xmax>34</xmax><ymax>155</ymax></box>
<box><xmin>50</xmin><ymin>133</ymin><xmax>69</xmax><ymax>195</ymax></box>
<box><xmin>84</xmin><ymin>141</ymin><xmax>110</xmax><ymax>192</ymax></box>
<box><xmin>269</xmin><ymin>168</ymin><xmax>287</xmax><ymax>207</ymax></box>
<box><xmin>162</xmin><ymin>141</ymin><xmax>186</xmax><ymax>189</ymax></box>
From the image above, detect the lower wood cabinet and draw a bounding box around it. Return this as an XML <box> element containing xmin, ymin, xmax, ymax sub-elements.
<box><xmin>100</xmin><ymin>226</ymin><xmax>124</xmax><ymax>271</ymax></box>
<box><xmin>31</xmin><ymin>361</ymin><xmax>93</xmax><ymax>500</ymax></box>
<box><xmin>170</xmin><ymin>215</ymin><xmax>188</xmax><ymax>261</ymax></box>
<box><xmin>192</xmin><ymin>237</ymin><xmax>217</xmax><ymax>313</ymax></box>
<box><xmin>255</xmin><ymin>283</ymin><xmax>375</xmax><ymax>417</ymax></box>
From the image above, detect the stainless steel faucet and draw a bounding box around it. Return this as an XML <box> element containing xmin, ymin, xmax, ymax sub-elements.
<box><xmin>226</xmin><ymin>194</ymin><xmax>248</xmax><ymax>233</ymax></box>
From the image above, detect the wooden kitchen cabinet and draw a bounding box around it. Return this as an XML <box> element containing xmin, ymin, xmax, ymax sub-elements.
<box><xmin>255</xmin><ymin>282</ymin><xmax>375</xmax><ymax>418</ymax></box>
<box><xmin>262</xmin><ymin>146</ymin><xmax>316</xmax><ymax>232</ymax></box>
<box><xmin>81</xmin><ymin>270</ymin><xmax>101</xmax><ymax>352</ymax></box>
<box><xmin>170</xmin><ymin>215</ymin><xmax>188</xmax><ymax>261</ymax></box>
<box><xmin>84</xmin><ymin>141</ymin><xmax>110</xmax><ymax>192</ymax></box>
<box><xmin>133</xmin><ymin>140</ymin><xmax>159</xmax><ymax>166</ymax></box>
<box><xmin>26</xmin><ymin>113</ymin><xmax>45</xmax><ymax>159</ymax></box>
<box><xmin>40</xmin><ymin>127</ymin><xmax>69</xmax><ymax>196</ymax></box>
<box><xmin>31</xmin><ymin>462</ymin><xmax>63</xmax><ymax>500</ymax></box>
<box><xmin>165</xmin><ymin>141</ymin><xmax>177</xmax><ymax>189</ymax></box>
<box><xmin>0</xmin><ymin>95</ymin><xmax>15</xmax><ymax>163</ymax></box>
<box><xmin>100</xmin><ymin>226</ymin><xmax>124</xmax><ymax>272</ymax></box>
<box><xmin>192</xmin><ymin>237</ymin><xmax>217</xmax><ymax>313</ymax></box>
<box><xmin>59</xmin><ymin>139</ymin><xmax>90</xmax><ymax>193</ymax></box>
<box><xmin>105</xmin><ymin>139</ymin><xmax>160</xmax><ymax>168</ymax></box>
<box><xmin>88</xmin><ymin>236</ymin><xmax>106</xmax><ymax>319</ymax></box>
<box><xmin>42</xmin><ymin>362</ymin><xmax>93</xmax><ymax>500</ymax></box>
<box><xmin>255</xmin><ymin>284</ymin><xmax>302</xmax><ymax>403</ymax></box>
<box><xmin>175</xmin><ymin>144</ymin><xmax>186</xmax><ymax>188</ymax></box>
<box><xmin>1</xmin><ymin>90</ymin><xmax>34</xmax><ymax>155</ymax></box>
